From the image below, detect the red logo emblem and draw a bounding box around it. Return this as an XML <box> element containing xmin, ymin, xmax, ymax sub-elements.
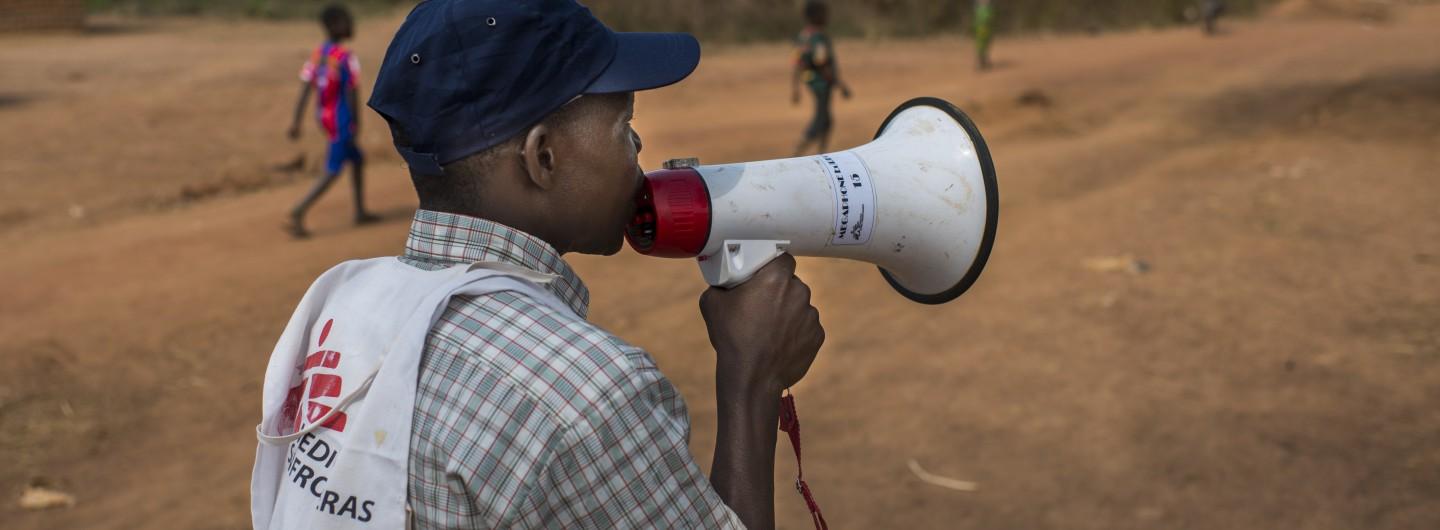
<box><xmin>280</xmin><ymin>318</ymin><xmax>348</xmax><ymax>433</ymax></box>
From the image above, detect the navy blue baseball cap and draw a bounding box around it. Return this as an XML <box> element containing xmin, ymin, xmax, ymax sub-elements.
<box><xmin>368</xmin><ymin>0</ymin><xmax>701</xmax><ymax>176</ymax></box>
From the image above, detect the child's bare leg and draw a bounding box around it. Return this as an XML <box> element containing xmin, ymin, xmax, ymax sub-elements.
<box><xmin>288</xmin><ymin>171</ymin><xmax>341</xmax><ymax>237</ymax></box>
<box><xmin>794</xmin><ymin>136</ymin><xmax>814</xmax><ymax>157</ymax></box>
<box><xmin>350</xmin><ymin>159</ymin><xmax>379</xmax><ymax>224</ymax></box>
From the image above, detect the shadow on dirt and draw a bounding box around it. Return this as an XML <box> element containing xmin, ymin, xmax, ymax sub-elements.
<box><xmin>82</xmin><ymin>20</ymin><xmax>155</xmax><ymax>37</ymax></box>
<box><xmin>0</xmin><ymin>93</ymin><xmax>36</xmax><ymax>110</ymax></box>
<box><xmin>1198</xmin><ymin>69</ymin><xmax>1440</xmax><ymax>141</ymax></box>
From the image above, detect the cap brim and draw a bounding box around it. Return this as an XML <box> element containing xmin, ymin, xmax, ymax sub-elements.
<box><xmin>584</xmin><ymin>32</ymin><xmax>700</xmax><ymax>94</ymax></box>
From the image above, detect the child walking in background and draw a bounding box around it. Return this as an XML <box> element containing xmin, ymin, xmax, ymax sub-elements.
<box><xmin>791</xmin><ymin>0</ymin><xmax>852</xmax><ymax>156</ymax></box>
<box><xmin>974</xmin><ymin>0</ymin><xmax>994</xmax><ymax>71</ymax></box>
<box><xmin>1201</xmin><ymin>0</ymin><xmax>1226</xmax><ymax>35</ymax></box>
<box><xmin>285</xmin><ymin>3</ymin><xmax>376</xmax><ymax>239</ymax></box>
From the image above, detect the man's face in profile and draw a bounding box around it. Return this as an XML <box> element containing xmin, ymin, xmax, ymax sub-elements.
<box><xmin>551</xmin><ymin>93</ymin><xmax>645</xmax><ymax>256</ymax></box>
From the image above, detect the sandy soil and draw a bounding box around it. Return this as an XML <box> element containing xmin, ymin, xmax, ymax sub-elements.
<box><xmin>2</xmin><ymin>5</ymin><xmax>1439</xmax><ymax>529</ymax></box>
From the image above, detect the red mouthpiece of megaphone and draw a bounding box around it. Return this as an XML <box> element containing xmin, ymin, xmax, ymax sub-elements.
<box><xmin>626</xmin><ymin>167</ymin><xmax>712</xmax><ymax>258</ymax></box>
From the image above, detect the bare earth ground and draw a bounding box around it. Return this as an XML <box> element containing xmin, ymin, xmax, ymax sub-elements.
<box><xmin>2</xmin><ymin>5</ymin><xmax>1439</xmax><ymax>529</ymax></box>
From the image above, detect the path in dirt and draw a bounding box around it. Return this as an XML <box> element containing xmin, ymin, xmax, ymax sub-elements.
<box><xmin>2</xmin><ymin>6</ymin><xmax>1439</xmax><ymax>529</ymax></box>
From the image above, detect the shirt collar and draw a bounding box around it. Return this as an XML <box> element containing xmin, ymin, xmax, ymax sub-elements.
<box><xmin>402</xmin><ymin>209</ymin><xmax>589</xmax><ymax>318</ymax></box>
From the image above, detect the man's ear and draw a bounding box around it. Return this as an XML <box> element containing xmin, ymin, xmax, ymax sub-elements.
<box><xmin>520</xmin><ymin>123</ymin><xmax>557</xmax><ymax>191</ymax></box>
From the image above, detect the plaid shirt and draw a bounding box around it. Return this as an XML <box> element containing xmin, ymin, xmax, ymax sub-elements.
<box><xmin>400</xmin><ymin>210</ymin><xmax>743</xmax><ymax>529</ymax></box>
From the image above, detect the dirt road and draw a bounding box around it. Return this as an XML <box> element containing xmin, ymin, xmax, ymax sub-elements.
<box><xmin>2</xmin><ymin>5</ymin><xmax>1438</xmax><ymax>529</ymax></box>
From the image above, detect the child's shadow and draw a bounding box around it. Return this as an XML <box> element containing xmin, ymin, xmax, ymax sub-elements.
<box><xmin>0</xmin><ymin>93</ymin><xmax>36</xmax><ymax>110</ymax></box>
<box><xmin>286</xmin><ymin>206</ymin><xmax>411</xmax><ymax>240</ymax></box>
<box><xmin>979</xmin><ymin>59</ymin><xmax>1017</xmax><ymax>73</ymax></box>
<box><xmin>83</xmin><ymin>21</ymin><xmax>154</xmax><ymax>36</ymax></box>
<box><xmin>368</xmin><ymin>207</ymin><xmax>416</xmax><ymax>225</ymax></box>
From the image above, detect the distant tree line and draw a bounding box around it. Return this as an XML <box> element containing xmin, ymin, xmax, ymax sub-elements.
<box><xmin>589</xmin><ymin>0</ymin><xmax>1277</xmax><ymax>41</ymax></box>
<box><xmin>85</xmin><ymin>0</ymin><xmax>408</xmax><ymax>18</ymax></box>
<box><xmin>86</xmin><ymin>0</ymin><xmax>1276</xmax><ymax>41</ymax></box>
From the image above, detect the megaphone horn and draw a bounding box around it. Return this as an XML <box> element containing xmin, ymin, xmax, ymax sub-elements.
<box><xmin>626</xmin><ymin>97</ymin><xmax>998</xmax><ymax>304</ymax></box>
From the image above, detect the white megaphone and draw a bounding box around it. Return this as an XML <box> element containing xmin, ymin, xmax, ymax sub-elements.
<box><xmin>625</xmin><ymin>97</ymin><xmax>998</xmax><ymax>304</ymax></box>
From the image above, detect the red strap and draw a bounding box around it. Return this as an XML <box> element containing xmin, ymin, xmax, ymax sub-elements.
<box><xmin>779</xmin><ymin>392</ymin><xmax>828</xmax><ymax>530</ymax></box>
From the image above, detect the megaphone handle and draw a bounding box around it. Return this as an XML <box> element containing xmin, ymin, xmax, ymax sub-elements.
<box><xmin>699</xmin><ymin>239</ymin><xmax>792</xmax><ymax>288</ymax></box>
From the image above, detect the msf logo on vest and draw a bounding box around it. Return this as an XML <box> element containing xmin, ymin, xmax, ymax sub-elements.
<box><xmin>281</xmin><ymin>318</ymin><xmax>348</xmax><ymax>433</ymax></box>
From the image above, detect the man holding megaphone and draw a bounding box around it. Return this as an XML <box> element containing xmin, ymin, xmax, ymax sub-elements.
<box><xmin>252</xmin><ymin>1</ymin><xmax>824</xmax><ymax>529</ymax></box>
<box><xmin>253</xmin><ymin>1</ymin><xmax>997</xmax><ymax>528</ymax></box>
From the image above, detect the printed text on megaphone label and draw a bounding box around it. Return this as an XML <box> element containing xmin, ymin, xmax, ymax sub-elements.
<box><xmin>819</xmin><ymin>151</ymin><xmax>876</xmax><ymax>245</ymax></box>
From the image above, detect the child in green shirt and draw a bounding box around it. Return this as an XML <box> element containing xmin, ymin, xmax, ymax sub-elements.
<box><xmin>791</xmin><ymin>1</ymin><xmax>852</xmax><ymax>156</ymax></box>
<box><xmin>974</xmin><ymin>0</ymin><xmax>994</xmax><ymax>71</ymax></box>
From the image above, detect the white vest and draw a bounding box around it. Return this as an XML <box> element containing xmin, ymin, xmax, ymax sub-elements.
<box><xmin>251</xmin><ymin>258</ymin><xmax>576</xmax><ymax>529</ymax></box>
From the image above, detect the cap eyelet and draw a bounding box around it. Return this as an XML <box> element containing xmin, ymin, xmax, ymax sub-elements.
<box><xmin>410</xmin><ymin>53</ymin><xmax>421</xmax><ymax>64</ymax></box>
<box><xmin>486</xmin><ymin>17</ymin><xmax>497</xmax><ymax>26</ymax></box>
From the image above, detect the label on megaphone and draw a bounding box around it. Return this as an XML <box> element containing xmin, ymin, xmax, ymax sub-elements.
<box><xmin>818</xmin><ymin>151</ymin><xmax>876</xmax><ymax>246</ymax></box>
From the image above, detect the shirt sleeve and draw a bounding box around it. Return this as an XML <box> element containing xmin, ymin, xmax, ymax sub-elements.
<box><xmin>510</xmin><ymin>346</ymin><xmax>744</xmax><ymax>529</ymax></box>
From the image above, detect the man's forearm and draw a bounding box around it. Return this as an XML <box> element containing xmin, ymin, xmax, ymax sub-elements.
<box><xmin>710</xmin><ymin>380</ymin><xmax>781</xmax><ymax>530</ymax></box>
